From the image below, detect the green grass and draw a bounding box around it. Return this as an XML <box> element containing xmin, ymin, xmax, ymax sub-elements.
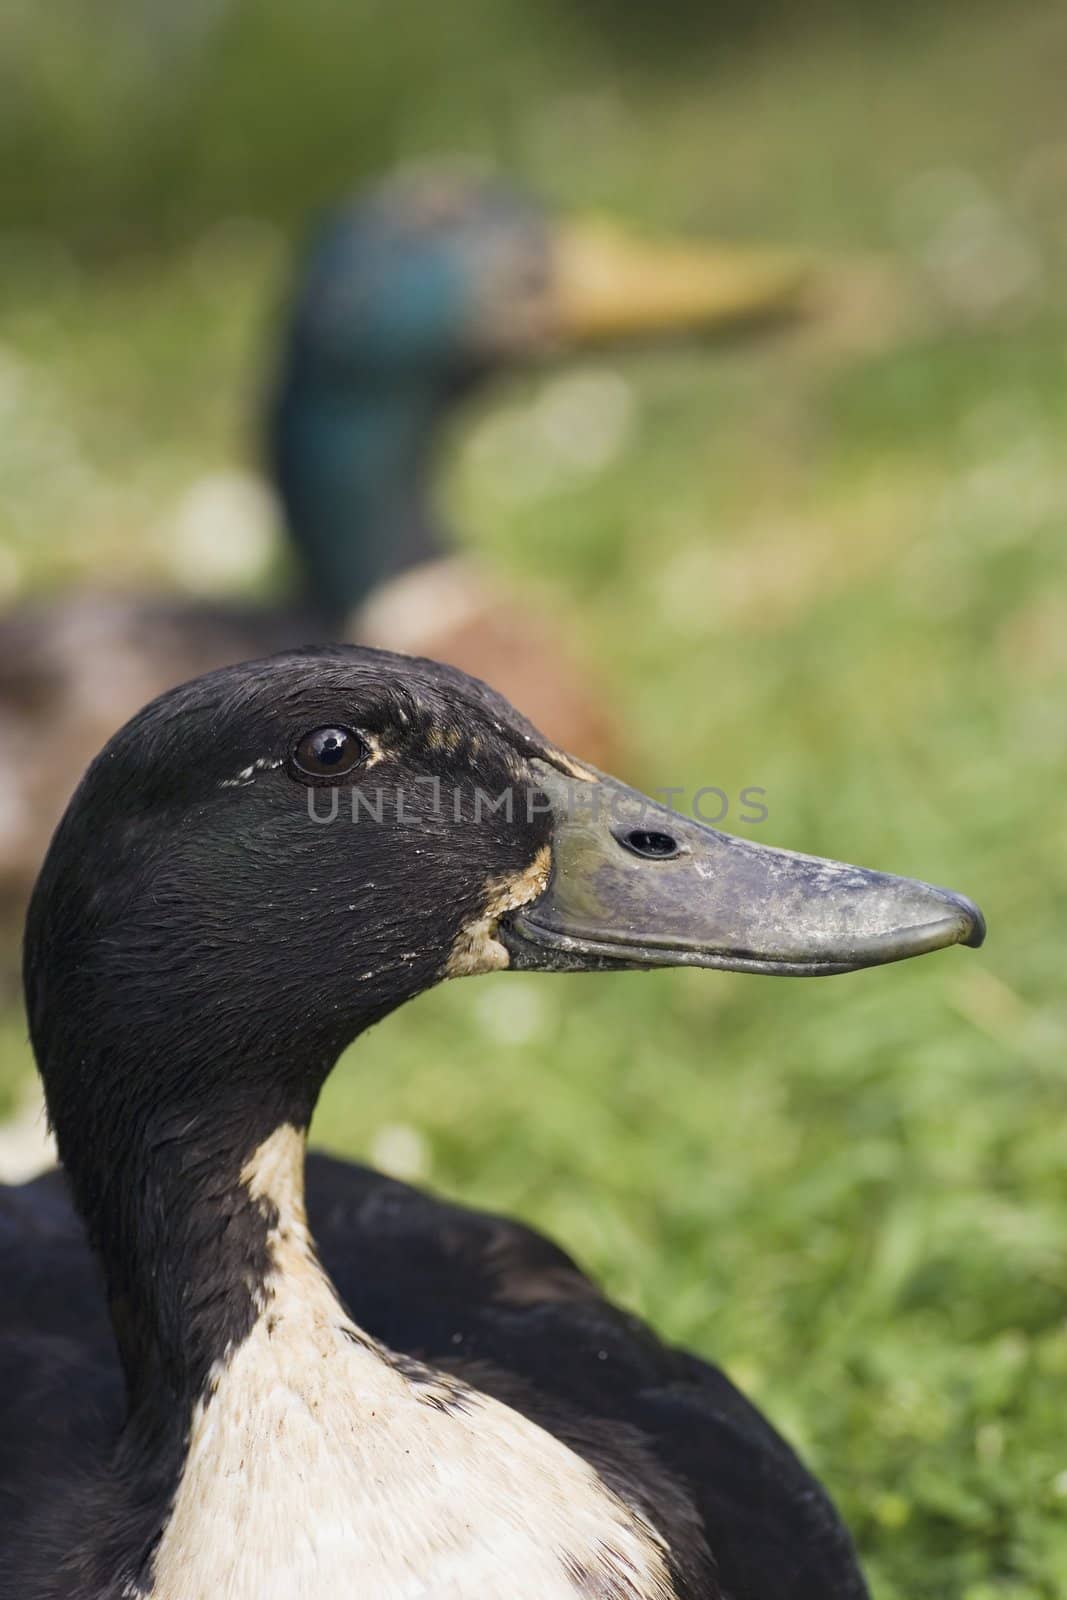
<box><xmin>2</xmin><ymin>3</ymin><xmax>1067</xmax><ymax>1596</ymax></box>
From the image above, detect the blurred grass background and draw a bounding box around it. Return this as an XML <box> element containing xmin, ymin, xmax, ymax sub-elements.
<box><xmin>2</xmin><ymin>1</ymin><xmax>1067</xmax><ymax>1595</ymax></box>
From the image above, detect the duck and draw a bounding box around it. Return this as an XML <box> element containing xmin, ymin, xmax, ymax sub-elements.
<box><xmin>0</xmin><ymin>168</ymin><xmax>808</xmax><ymax>930</ymax></box>
<box><xmin>0</xmin><ymin>645</ymin><xmax>984</xmax><ymax>1600</ymax></box>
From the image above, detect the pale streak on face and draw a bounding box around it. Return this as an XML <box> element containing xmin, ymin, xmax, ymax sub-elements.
<box><xmin>145</xmin><ymin>1122</ymin><xmax>677</xmax><ymax>1600</ymax></box>
<box><xmin>445</xmin><ymin>843</ymin><xmax>552</xmax><ymax>978</ymax></box>
<box><xmin>547</xmin><ymin>749</ymin><xmax>598</xmax><ymax>783</ymax></box>
<box><xmin>219</xmin><ymin>756</ymin><xmax>284</xmax><ymax>789</ymax></box>
<box><xmin>356</xmin><ymin>729</ymin><xmax>387</xmax><ymax>769</ymax></box>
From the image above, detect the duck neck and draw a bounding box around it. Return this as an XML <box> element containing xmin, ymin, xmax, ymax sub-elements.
<box><xmin>271</xmin><ymin>366</ymin><xmax>452</xmax><ymax>624</ymax></box>
<box><xmin>47</xmin><ymin>1035</ymin><xmax>332</xmax><ymax>1419</ymax></box>
<box><xmin>43</xmin><ymin>1025</ymin><xmax>352</xmax><ymax>1595</ymax></box>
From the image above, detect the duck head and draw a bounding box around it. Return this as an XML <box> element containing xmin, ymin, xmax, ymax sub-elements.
<box><xmin>270</xmin><ymin>168</ymin><xmax>807</xmax><ymax>621</ymax></box>
<box><xmin>28</xmin><ymin>646</ymin><xmax>982</xmax><ymax>1192</ymax></box>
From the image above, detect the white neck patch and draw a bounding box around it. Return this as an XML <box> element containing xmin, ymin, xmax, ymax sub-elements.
<box><xmin>145</xmin><ymin>1126</ymin><xmax>676</xmax><ymax>1600</ymax></box>
<box><xmin>445</xmin><ymin>844</ymin><xmax>552</xmax><ymax>978</ymax></box>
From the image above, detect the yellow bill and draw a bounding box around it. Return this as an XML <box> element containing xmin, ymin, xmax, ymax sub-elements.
<box><xmin>551</xmin><ymin>217</ymin><xmax>810</xmax><ymax>344</ymax></box>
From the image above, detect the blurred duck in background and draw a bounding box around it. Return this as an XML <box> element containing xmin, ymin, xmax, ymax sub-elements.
<box><xmin>272</xmin><ymin>167</ymin><xmax>806</xmax><ymax>703</ymax></box>
<box><xmin>0</xmin><ymin>167</ymin><xmax>807</xmax><ymax>925</ymax></box>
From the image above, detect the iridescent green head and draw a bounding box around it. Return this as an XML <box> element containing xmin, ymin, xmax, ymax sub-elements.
<box><xmin>269</xmin><ymin>168</ymin><xmax>806</xmax><ymax>619</ymax></box>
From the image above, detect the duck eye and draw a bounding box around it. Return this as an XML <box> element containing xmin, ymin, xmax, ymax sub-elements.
<box><xmin>291</xmin><ymin>726</ymin><xmax>367</xmax><ymax>781</ymax></box>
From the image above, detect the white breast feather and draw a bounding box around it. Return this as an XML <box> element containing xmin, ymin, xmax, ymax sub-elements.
<box><xmin>146</xmin><ymin>1127</ymin><xmax>675</xmax><ymax>1600</ymax></box>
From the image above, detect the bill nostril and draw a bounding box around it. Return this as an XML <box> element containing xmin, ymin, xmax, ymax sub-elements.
<box><xmin>619</xmin><ymin>828</ymin><xmax>681</xmax><ymax>861</ymax></box>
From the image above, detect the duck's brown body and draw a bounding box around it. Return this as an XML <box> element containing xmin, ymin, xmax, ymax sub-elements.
<box><xmin>0</xmin><ymin>595</ymin><xmax>312</xmax><ymax>932</ymax></box>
